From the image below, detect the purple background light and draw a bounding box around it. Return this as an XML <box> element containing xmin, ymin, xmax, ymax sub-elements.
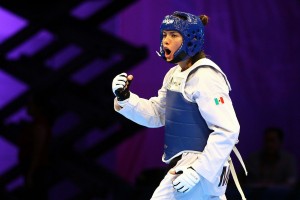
<box><xmin>0</xmin><ymin>0</ymin><xmax>300</xmax><ymax>197</ymax></box>
<box><xmin>0</xmin><ymin>70</ymin><xmax>28</xmax><ymax>109</ymax></box>
<box><xmin>6</xmin><ymin>30</ymin><xmax>55</xmax><ymax>60</ymax></box>
<box><xmin>71</xmin><ymin>55</ymin><xmax>122</xmax><ymax>85</ymax></box>
<box><xmin>0</xmin><ymin>136</ymin><xmax>18</xmax><ymax>175</ymax></box>
<box><xmin>0</xmin><ymin>7</ymin><xmax>27</xmax><ymax>44</ymax></box>
<box><xmin>46</xmin><ymin>44</ymin><xmax>82</xmax><ymax>70</ymax></box>
<box><xmin>71</xmin><ymin>0</ymin><xmax>110</xmax><ymax>20</ymax></box>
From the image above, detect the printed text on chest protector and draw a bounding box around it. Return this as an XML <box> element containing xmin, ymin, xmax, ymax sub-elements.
<box><xmin>168</xmin><ymin>77</ymin><xmax>184</xmax><ymax>92</ymax></box>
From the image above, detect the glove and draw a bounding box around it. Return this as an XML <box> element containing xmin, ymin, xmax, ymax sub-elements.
<box><xmin>112</xmin><ymin>72</ymin><xmax>132</xmax><ymax>101</ymax></box>
<box><xmin>172</xmin><ymin>166</ymin><xmax>200</xmax><ymax>193</ymax></box>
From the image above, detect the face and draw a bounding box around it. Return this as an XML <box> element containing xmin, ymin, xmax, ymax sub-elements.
<box><xmin>162</xmin><ymin>30</ymin><xmax>183</xmax><ymax>62</ymax></box>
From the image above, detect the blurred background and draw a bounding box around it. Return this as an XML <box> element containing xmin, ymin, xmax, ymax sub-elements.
<box><xmin>0</xmin><ymin>0</ymin><xmax>299</xmax><ymax>199</ymax></box>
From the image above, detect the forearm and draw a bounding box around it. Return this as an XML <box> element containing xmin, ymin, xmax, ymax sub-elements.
<box><xmin>115</xmin><ymin>92</ymin><xmax>165</xmax><ymax>128</ymax></box>
<box><xmin>192</xmin><ymin>126</ymin><xmax>239</xmax><ymax>182</ymax></box>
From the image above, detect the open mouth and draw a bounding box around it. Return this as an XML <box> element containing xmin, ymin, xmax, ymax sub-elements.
<box><xmin>164</xmin><ymin>48</ymin><xmax>171</xmax><ymax>55</ymax></box>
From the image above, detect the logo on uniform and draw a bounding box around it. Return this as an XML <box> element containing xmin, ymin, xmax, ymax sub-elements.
<box><xmin>167</xmin><ymin>77</ymin><xmax>183</xmax><ymax>91</ymax></box>
<box><xmin>214</xmin><ymin>97</ymin><xmax>224</xmax><ymax>105</ymax></box>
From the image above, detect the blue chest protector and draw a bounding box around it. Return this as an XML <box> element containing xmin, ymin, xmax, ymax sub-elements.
<box><xmin>164</xmin><ymin>78</ymin><xmax>212</xmax><ymax>161</ymax></box>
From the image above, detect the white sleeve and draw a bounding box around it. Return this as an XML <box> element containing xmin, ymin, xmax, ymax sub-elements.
<box><xmin>113</xmin><ymin>67</ymin><xmax>176</xmax><ymax>128</ymax></box>
<box><xmin>190</xmin><ymin>68</ymin><xmax>240</xmax><ymax>183</ymax></box>
<box><xmin>114</xmin><ymin>91</ymin><xmax>165</xmax><ymax>128</ymax></box>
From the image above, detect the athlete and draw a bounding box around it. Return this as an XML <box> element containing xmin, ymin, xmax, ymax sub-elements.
<box><xmin>112</xmin><ymin>11</ymin><xmax>247</xmax><ymax>200</ymax></box>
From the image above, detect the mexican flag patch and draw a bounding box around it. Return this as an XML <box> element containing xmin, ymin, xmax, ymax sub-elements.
<box><xmin>214</xmin><ymin>97</ymin><xmax>224</xmax><ymax>105</ymax></box>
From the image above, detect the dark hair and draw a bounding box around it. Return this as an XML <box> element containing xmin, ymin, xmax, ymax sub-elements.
<box><xmin>187</xmin><ymin>14</ymin><xmax>209</xmax><ymax>67</ymax></box>
<box><xmin>199</xmin><ymin>15</ymin><xmax>209</xmax><ymax>26</ymax></box>
<box><xmin>264</xmin><ymin>127</ymin><xmax>284</xmax><ymax>142</ymax></box>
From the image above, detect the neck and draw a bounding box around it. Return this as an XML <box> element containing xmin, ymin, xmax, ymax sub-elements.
<box><xmin>178</xmin><ymin>59</ymin><xmax>191</xmax><ymax>71</ymax></box>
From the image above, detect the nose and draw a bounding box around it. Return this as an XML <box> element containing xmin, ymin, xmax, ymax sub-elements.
<box><xmin>163</xmin><ymin>35</ymin><xmax>170</xmax><ymax>45</ymax></box>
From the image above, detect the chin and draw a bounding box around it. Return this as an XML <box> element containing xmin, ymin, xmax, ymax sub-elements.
<box><xmin>166</xmin><ymin>56</ymin><xmax>173</xmax><ymax>62</ymax></box>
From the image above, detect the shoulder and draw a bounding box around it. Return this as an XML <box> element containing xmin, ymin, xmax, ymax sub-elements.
<box><xmin>189</xmin><ymin>66</ymin><xmax>230</xmax><ymax>96</ymax></box>
<box><xmin>193</xmin><ymin>66</ymin><xmax>222</xmax><ymax>81</ymax></box>
<box><xmin>191</xmin><ymin>58</ymin><xmax>232</xmax><ymax>91</ymax></box>
<box><xmin>166</xmin><ymin>65</ymin><xmax>178</xmax><ymax>75</ymax></box>
<box><xmin>163</xmin><ymin>65</ymin><xmax>180</xmax><ymax>83</ymax></box>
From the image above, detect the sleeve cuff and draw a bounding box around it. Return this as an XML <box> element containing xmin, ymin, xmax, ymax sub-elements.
<box><xmin>117</xmin><ymin>98</ymin><xmax>129</xmax><ymax>107</ymax></box>
<box><xmin>191</xmin><ymin>159</ymin><xmax>217</xmax><ymax>183</ymax></box>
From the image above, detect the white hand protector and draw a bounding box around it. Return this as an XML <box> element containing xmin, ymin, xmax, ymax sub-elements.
<box><xmin>112</xmin><ymin>72</ymin><xmax>127</xmax><ymax>95</ymax></box>
<box><xmin>172</xmin><ymin>166</ymin><xmax>200</xmax><ymax>193</ymax></box>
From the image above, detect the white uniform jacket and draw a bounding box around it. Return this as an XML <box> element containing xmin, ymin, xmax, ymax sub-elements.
<box><xmin>114</xmin><ymin>58</ymin><xmax>240</xmax><ymax>184</ymax></box>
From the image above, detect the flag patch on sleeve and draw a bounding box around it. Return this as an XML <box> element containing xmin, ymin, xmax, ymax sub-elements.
<box><xmin>214</xmin><ymin>97</ymin><xmax>224</xmax><ymax>105</ymax></box>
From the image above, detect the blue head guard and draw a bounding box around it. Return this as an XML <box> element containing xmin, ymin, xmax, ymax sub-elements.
<box><xmin>159</xmin><ymin>11</ymin><xmax>205</xmax><ymax>63</ymax></box>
